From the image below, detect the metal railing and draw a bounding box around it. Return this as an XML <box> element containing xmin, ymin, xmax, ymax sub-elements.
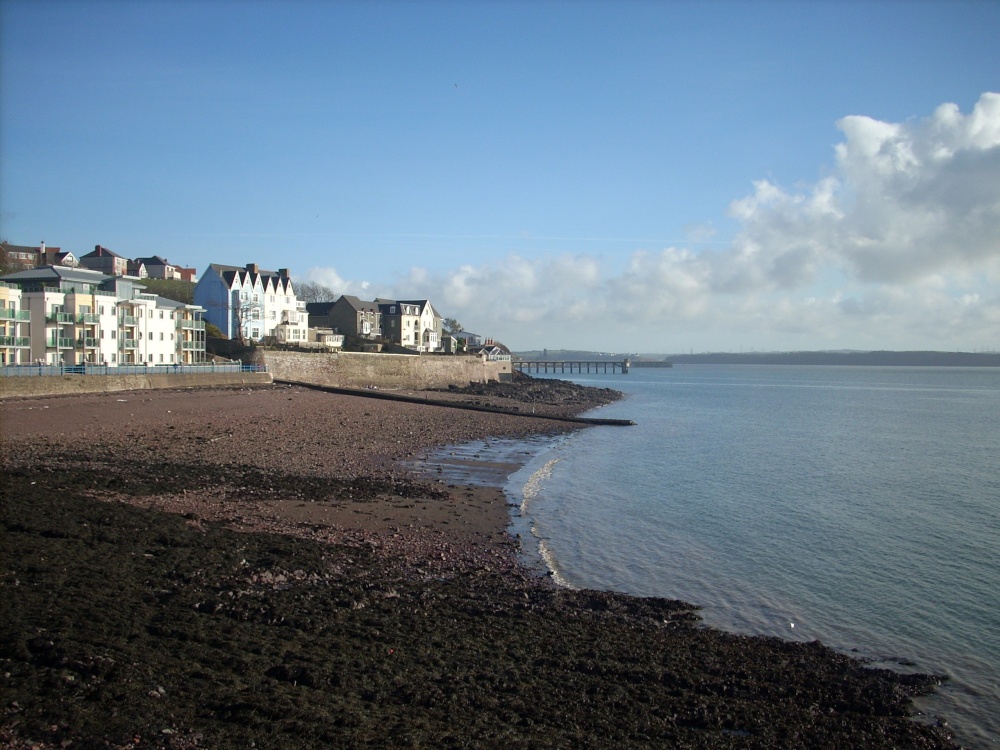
<box><xmin>1</xmin><ymin>362</ymin><xmax>267</xmax><ymax>377</ymax></box>
<box><xmin>0</xmin><ymin>309</ymin><xmax>31</xmax><ymax>321</ymax></box>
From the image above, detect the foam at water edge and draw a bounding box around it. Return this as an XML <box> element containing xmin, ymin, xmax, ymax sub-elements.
<box><xmin>520</xmin><ymin>458</ymin><xmax>559</xmax><ymax>514</ymax></box>
<box><xmin>536</xmin><ymin>538</ymin><xmax>577</xmax><ymax>589</ymax></box>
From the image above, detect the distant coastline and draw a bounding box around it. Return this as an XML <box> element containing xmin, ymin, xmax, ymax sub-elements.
<box><xmin>517</xmin><ymin>349</ymin><xmax>1000</xmax><ymax>368</ymax></box>
<box><xmin>662</xmin><ymin>351</ymin><xmax>1000</xmax><ymax>367</ymax></box>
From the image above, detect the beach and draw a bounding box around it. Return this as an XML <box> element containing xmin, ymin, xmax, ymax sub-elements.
<box><xmin>0</xmin><ymin>381</ymin><xmax>958</xmax><ymax>749</ymax></box>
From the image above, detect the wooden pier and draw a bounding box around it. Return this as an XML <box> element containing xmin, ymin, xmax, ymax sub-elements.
<box><xmin>514</xmin><ymin>358</ymin><xmax>630</xmax><ymax>375</ymax></box>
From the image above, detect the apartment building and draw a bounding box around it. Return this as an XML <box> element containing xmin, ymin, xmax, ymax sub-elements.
<box><xmin>0</xmin><ymin>266</ymin><xmax>206</xmax><ymax>366</ymax></box>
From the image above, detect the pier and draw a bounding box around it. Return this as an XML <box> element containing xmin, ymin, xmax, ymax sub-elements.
<box><xmin>514</xmin><ymin>358</ymin><xmax>630</xmax><ymax>375</ymax></box>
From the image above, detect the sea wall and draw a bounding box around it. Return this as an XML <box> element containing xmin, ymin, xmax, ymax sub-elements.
<box><xmin>263</xmin><ymin>350</ymin><xmax>511</xmax><ymax>390</ymax></box>
<box><xmin>0</xmin><ymin>371</ymin><xmax>273</xmax><ymax>399</ymax></box>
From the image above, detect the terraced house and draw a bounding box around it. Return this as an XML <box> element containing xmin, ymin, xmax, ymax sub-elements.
<box><xmin>194</xmin><ymin>263</ymin><xmax>308</xmax><ymax>343</ymax></box>
<box><xmin>0</xmin><ymin>266</ymin><xmax>207</xmax><ymax>366</ymax></box>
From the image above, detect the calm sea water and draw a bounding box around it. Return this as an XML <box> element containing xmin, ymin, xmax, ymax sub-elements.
<box><xmin>506</xmin><ymin>366</ymin><xmax>999</xmax><ymax>749</ymax></box>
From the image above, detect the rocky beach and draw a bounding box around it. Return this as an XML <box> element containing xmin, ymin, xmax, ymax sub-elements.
<box><xmin>1</xmin><ymin>379</ymin><xmax>958</xmax><ymax>749</ymax></box>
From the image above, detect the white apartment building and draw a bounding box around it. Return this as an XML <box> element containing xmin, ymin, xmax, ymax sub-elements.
<box><xmin>0</xmin><ymin>266</ymin><xmax>206</xmax><ymax>366</ymax></box>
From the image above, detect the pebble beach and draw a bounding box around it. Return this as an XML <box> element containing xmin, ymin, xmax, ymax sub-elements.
<box><xmin>0</xmin><ymin>381</ymin><xmax>959</xmax><ymax>749</ymax></box>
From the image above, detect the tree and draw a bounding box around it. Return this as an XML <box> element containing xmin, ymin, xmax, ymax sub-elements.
<box><xmin>442</xmin><ymin>317</ymin><xmax>464</xmax><ymax>335</ymax></box>
<box><xmin>0</xmin><ymin>240</ymin><xmax>13</xmax><ymax>275</ymax></box>
<box><xmin>297</xmin><ymin>282</ymin><xmax>338</xmax><ymax>303</ymax></box>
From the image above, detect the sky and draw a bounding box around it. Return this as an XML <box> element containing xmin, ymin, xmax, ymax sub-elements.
<box><xmin>2</xmin><ymin>0</ymin><xmax>998</xmax><ymax>354</ymax></box>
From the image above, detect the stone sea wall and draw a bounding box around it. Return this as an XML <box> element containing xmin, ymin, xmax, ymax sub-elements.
<box><xmin>263</xmin><ymin>350</ymin><xmax>511</xmax><ymax>390</ymax></box>
<box><xmin>0</xmin><ymin>371</ymin><xmax>273</xmax><ymax>399</ymax></box>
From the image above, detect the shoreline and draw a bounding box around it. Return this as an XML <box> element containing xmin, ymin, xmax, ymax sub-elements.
<box><xmin>1</xmin><ymin>382</ymin><xmax>960</xmax><ymax>748</ymax></box>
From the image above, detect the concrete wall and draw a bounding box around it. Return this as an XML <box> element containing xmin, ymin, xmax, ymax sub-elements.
<box><xmin>264</xmin><ymin>350</ymin><xmax>511</xmax><ymax>390</ymax></box>
<box><xmin>0</xmin><ymin>371</ymin><xmax>273</xmax><ymax>399</ymax></box>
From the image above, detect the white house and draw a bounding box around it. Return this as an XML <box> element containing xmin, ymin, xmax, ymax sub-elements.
<box><xmin>194</xmin><ymin>263</ymin><xmax>308</xmax><ymax>343</ymax></box>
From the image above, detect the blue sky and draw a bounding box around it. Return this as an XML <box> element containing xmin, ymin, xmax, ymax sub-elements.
<box><xmin>2</xmin><ymin>0</ymin><xmax>998</xmax><ymax>353</ymax></box>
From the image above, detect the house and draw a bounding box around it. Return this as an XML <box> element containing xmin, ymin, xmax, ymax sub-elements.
<box><xmin>0</xmin><ymin>242</ymin><xmax>75</xmax><ymax>272</ymax></box>
<box><xmin>0</xmin><ymin>265</ymin><xmax>207</xmax><ymax>366</ymax></box>
<box><xmin>135</xmin><ymin>255</ymin><xmax>182</xmax><ymax>280</ymax></box>
<box><xmin>377</xmin><ymin>299</ymin><xmax>443</xmax><ymax>352</ymax></box>
<box><xmin>79</xmin><ymin>245</ymin><xmax>129</xmax><ymax>276</ymax></box>
<box><xmin>307</xmin><ymin>296</ymin><xmax>382</xmax><ymax>341</ymax></box>
<box><xmin>453</xmin><ymin>331</ymin><xmax>483</xmax><ymax>348</ymax></box>
<box><xmin>193</xmin><ymin>263</ymin><xmax>307</xmax><ymax>343</ymax></box>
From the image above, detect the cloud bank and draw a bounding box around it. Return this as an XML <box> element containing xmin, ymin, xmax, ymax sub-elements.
<box><xmin>309</xmin><ymin>93</ymin><xmax>1000</xmax><ymax>352</ymax></box>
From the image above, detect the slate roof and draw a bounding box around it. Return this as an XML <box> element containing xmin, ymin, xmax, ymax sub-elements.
<box><xmin>81</xmin><ymin>246</ymin><xmax>123</xmax><ymax>259</ymax></box>
<box><xmin>207</xmin><ymin>263</ymin><xmax>291</xmax><ymax>291</ymax></box>
<box><xmin>135</xmin><ymin>255</ymin><xmax>174</xmax><ymax>267</ymax></box>
<box><xmin>0</xmin><ymin>265</ymin><xmax>109</xmax><ymax>284</ymax></box>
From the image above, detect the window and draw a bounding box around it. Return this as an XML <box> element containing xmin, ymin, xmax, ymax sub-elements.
<box><xmin>148</xmin><ymin>354</ymin><xmax>153</xmax><ymax>362</ymax></box>
<box><xmin>149</xmin><ymin>332</ymin><xmax>153</xmax><ymax>340</ymax></box>
<box><xmin>159</xmin><ymin>310</ymin><xmax>164</xmax><ymax>319</ymax></box>
<box><xmin>100</xmin><ymin>306</ymin><xmax>105</xmax><ymax>315</ymax></box>
<box><xmin>159</xmin><ymin>354</ymin><xmax>164</xmax><ymax>362</ymax></box>
<box><xmin>390</xmin><ymin>306</ymin><xmax>396</xmax><ymax>313</ymax></box>
<box><xmin>159</xmin><ymin>332</ymin><xmax>164</xmax><ymax>340</ymax></box>
<box><xmin>111</xmin><ymin>330</ymin><xmax>117</xmax><ymax>339</ymax></box>
<box><xmin>111</xmin><ymin>353</ymin><xmax>116</xmax><ymax>363</ymax></box>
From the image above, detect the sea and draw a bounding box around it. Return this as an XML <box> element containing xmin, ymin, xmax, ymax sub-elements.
<box><xmin>480</xmin><ymin>365</ymin><xmax>998</xmax><ymax>748</ymax></box>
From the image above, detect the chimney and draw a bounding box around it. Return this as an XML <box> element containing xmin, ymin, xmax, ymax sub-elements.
<box><xmin>246</xmin><ymin>263</ymin><xmax>259</xmax><ymax>274</ymax></box>
<box><xmin>278</xmin><ymin>268</ymin><xmax>289</xmax><ymax>279</ymax></box>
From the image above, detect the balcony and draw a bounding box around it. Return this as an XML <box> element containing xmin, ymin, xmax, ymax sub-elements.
<box><xmin>76</xmin><ymin>337</ymin><xmax>99</xmax><ymax>348</ymax></box>
<box><xmin>122</xmin><ymin>339</ymin><xmax>138</xmax><ymax>349</ymax></box>
<box><xmin>0</xmin><ymin>336</ymin><xmax>31</xmax><ymax>347</ymax></box>
<box><xmin>47</xmin><ymin>337</ymin><xmax>74</xmax><ymax>349</ymax></box>
<box><xmin>47</xmin><ymin>312</ymin><xmax>75</xmax><ymax>324</ymax></box>
<box><xmin>180</xmin><ymin>319</ymin><xmax>205</xmax><ymax>330</ymax></box>
<box><xmin>122</xmin><ymin>315</ymin><xmax>138</xmax><ymax>326</ymax></box>
<box><xmin>79</xmin><ymin>313</ymin><xmax>100</xmax><ymax>324</ymax></box>
<box><xmin>0</xmin><ymin>309</ymin><xmax>31</xmax><ymax>321</ymax></box>
<box><xmin>181</xmin><ymin>341</ymin><xmax>199</xmax><ymax>350</ymax></box>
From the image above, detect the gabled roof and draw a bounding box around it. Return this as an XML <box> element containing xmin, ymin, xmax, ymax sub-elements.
<box><xmin>336</xmin><ymin>295</ymin><xmax>380</xmax><ymax>313</ymax></box>
<box><xmin>135</xmin><ymin>255</ymin><xmax>173</xmax><ymax>266</ymax></box>
<box><xmin>396</xmin><ymin>299</ymin><xmax>441</xmax><ymax>318</ymax></box>
<box><xmin>207</xmin><ymin>263</ymin><xmax>291</xmax><ymax>293</ymax></box>
<box><xmin>82</xmin><ymin>245</ymin><xmax>123</xmax><ymax>259</ymax></box>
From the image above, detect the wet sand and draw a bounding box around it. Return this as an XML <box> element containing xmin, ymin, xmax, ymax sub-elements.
<box><xmin>0</xmin><ymin>382</ymin><xmax>958</xmax><ymax>748</ymax></box>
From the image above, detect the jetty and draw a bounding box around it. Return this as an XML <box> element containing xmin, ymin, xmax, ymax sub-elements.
<box><xmin>514</xmin><ymin>358</ymin><xmax>630</xmax><ymax>375</ymax></box>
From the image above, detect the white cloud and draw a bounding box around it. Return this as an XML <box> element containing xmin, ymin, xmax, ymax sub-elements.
<box><xmin>305</xmin><ymin>94</ymin><xmax>1000</xmax><ymax>352</ymax></box>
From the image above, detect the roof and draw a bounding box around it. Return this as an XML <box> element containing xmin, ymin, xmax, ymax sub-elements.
<box><xmin>207</xmin><ymin>263</ymin><xmax>291</xmax><ymax>291</ymax></box>
<box><xmin>396</xmin><ymin>299</ymin><xmax>441</xmax><ymax>317</ymax></box>
<box><xmin>305</xmin><ymin>301</ymin><xmax>337</xmax><ymax>316</ymax></box>
<box><xmin>336</xmin><ymin>295</ymin><xmax>380</xmax><ymax>312</ymax></box>
<box><xmin>0</xmin><ymin>265</ymin><xmax>110</xmax><ymax>284</ymax></box>
<box><xmin>135</xmin><ymin>255</ymin><xmax>173</xmax><ymax>266</ymax></box>
<box><xmin>81</xmin><ymin>246</ymin><xmax>123</xmax><ymax>259</ymax></box>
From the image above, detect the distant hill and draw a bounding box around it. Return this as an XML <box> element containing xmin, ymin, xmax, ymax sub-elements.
<box><xmin>513</xmin><ymin>350</ymin><xmax>1000</xmax><ymax>367</ymax></box>
<box><xmin>659</xmin><ymin>351</ymin><xmax>1000</xmax><ymax>367</ymax></box>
